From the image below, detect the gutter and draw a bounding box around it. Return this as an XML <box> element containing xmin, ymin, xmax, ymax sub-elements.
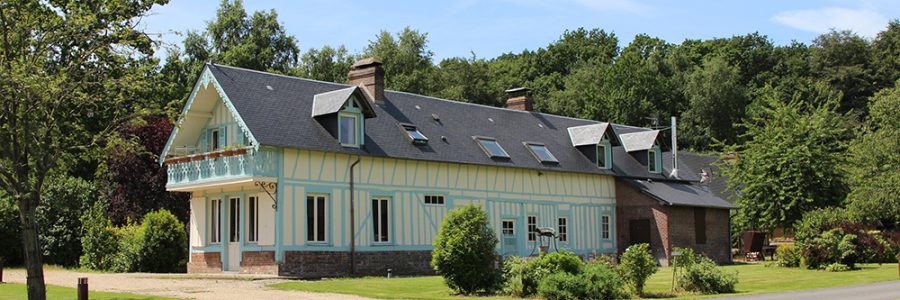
<box><xmin>348</xmin><ymin>155</ymin><xmax>361</xmax><ymax>275</ymax></box>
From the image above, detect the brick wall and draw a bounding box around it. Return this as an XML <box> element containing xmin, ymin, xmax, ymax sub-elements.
<box><xmin>240</xmin><ymin>251</ymin><xmax>278</xmax><ymax>274</ymax></box>
<box><xmin>280</xmin><ymin>250</ymin><xmax>434</xmax><ymax>278</ymax></box>
<box><xmin>615</xmin><ymin>179</ymin><xmax>732</xmax><ymax>266</ymax></box>
<box><xmin>187</xmin><ymin>252</ymin><xmax>222</xmax><ymax>273</ymax></box>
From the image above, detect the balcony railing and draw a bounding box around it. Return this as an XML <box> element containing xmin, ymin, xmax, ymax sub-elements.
<box><xmin>165</xmin><ymin>147</ymin><xmax>277</xmax><ymax>186</ymax></box>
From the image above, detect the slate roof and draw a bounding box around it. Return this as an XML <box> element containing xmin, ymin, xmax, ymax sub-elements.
<box><xmin>623</xmin><ymin>178</ymin><xmax>737</xmax><ymax>209</ymax></box>
<box><xmin>567</xmin><ymin>123</ymin><xmax>610</xmax><ymax>146</ymax></box>
<box><xmin>203</xmin><ymin>64</ymin><xmax>732</xmax><ymax>208</ymax></box>
<box><xmin>311</xmin><ymin>86</ymin><xmax>376</xmax><ymax>118</ymax></box>
<box><xmin>679</xmin><ymin>152</ymin><xmax>735</xmax><ymax>203</ymax></box>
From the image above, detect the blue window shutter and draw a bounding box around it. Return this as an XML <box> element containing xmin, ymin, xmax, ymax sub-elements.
<box><xmin>220</xmin><ymin>126</ymin><xmax>227</xmax><ymax>148</ymax></box>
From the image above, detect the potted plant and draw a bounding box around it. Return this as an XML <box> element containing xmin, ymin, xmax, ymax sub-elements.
<box><xmin>234</xmin><ymin>144</ymin><xmax>248</xmax><ymax>155</ymax></box>
<box><xmin>222</xmin><ymin>145</ymin><xmax>236</xmax><ymax>157</ymax></box>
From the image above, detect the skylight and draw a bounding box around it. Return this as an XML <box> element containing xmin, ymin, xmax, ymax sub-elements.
<box><xmin>525</xmin><ymin>142</ymin><xmax>558</xmax><ymax>163</ymax></box>
<box><xmin>401</xmin><ymin>124</ymin><xmax>428</xmax><ymax>145</ymax></box>
<box><xmin>474</xmin><ymin>137</ymin><xmax>510</xmax><ymax>158</ymax></box>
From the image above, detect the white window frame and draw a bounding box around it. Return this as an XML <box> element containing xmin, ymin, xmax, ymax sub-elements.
<box><xmin>597</xmin><ymin>143</ymin><xmax>611</xmax><ymax>169</ymax></box>
<box><xmin>424</xmin><ymin>195</ymin><xmax>445</xmax><ymax>205</ymax></box>
<box><xmin>602</xmin><ymin>215</ymin><xmax>610</xmax><ymax>240</ymax></box>
<box><xmin>306</xmin><ymin>194</ymin><xmax>329</xmax><ymax>243</ymax></box>
<box><xmin>527</xmin><ymin>215</ymin><xmax>538</xmax><ymax>242</ymax></box>
<box><xmin>558</xmin><ymin>217</ymin><xmax>568</xmax><ymax>242</ymax></box>
<box><xmin>338</xmin><ymin>113</ymin><xmax>360</xmax><ymax>147</ymax></box>
<box><xmin>648</xmin><ymin>144</ymin><xmax>661</xmax><ymax>173</ymax></box>
<box><xmin>372</xmin><ymin>197</ymin><xmax>391</xmax><ymax>244</ymax></box>
<box><xmin>501</xmin><ymin>220</ymin><xmax>515</xmax><ymax>236</ymax></box>
<box><xmin>247</xmin><ymin>196</ymin><xmax>259</xmax><ymax>243</ymax></box>
<box><xmin>228</xmin><ymin>197</ymin><xmax>240</xmax><ymax>243</ymax></box>
<box><xmin>210</xmin><ymin>199</ymin><xmax>222</xmax><ymax>244</ymax></box>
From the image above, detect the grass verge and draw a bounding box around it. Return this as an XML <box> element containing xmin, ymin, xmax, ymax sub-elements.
<box><xmin>0</xmin><ymin>283</ymin><xmax>176</xmax><ymax>300</ymax></box>
<box><xmin>270</xmin><ymin>263</ymin><xmax>899</xmax><ymax>299</ymax></box>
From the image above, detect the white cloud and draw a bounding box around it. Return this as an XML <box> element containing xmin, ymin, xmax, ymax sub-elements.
<box><xmin>572</xmin><ymin>0</ymin><xmax>650</xmax><ymax>15</ymax></box>
<box><xmin>771</xmin><ymin>7</ymin><xmax>888</xmax><ymax>38</ymax></box>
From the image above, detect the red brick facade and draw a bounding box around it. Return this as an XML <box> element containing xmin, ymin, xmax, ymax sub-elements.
<box><xmin>240</xmin><ymin>251</ymin><xmax>279</xmax><ymax>274</ymax></box>
<box><xmin>279</xmin><ymin>250</ymin><xmax>434</xmax><ymax>278</ymax></box>
<box><xmin>616</xmin><ymin>180</ymin><xmax>732</xmax><ymax>265</ymax></box>
<box><xmin>187</xmin><ymin>252</ymin><xmax>222</xmax><ymax>273</ymax></box>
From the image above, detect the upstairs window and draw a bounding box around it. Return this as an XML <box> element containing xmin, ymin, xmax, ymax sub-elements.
<box><xmin>209</xmin><ymin>128</ymin><xmax>221</xmax><ymax>151</ymax></box>
<box><xmin>474</xmin><ymin>136</ymin><xmax>510</xmax><ymax>158</ymax></box>
<box><xmin>525</xmin><ymin>142</ymin><xmax>558</xmax><ymax>163</ymax></box>
<box><xmin>401</xmin><ymin>124</ymin><xmax>428</xmax><ymax>145</ymax></box>
<box><xmin>424</xmin><ymin>195</ymin><xmax>445</xmax><ymax>205</ymax></box>
<box><xmin>597</xmin><ymin>144</ymin><xmax>611</xmax><ymax>169</ymax></box>
<box><xmin>648</xmin><ymin>147</ymin><xmax>661</xmax><ymax>173</ymax></box>
<box><xmin>339</xmin><ymin>113</ymin><xmax>359</xmax><ymax>147</ymax></box>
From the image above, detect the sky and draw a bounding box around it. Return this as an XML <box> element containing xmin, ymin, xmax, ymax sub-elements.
<box><xmin>142</xmin><ymin>0</ymin><xmax>899</xmax><ymax>60</ymax></box>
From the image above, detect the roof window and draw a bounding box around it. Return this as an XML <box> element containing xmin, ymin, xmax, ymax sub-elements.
<box><xmin>474</xmin><ymin>136</ymin><xmax>510</xmax><ymax>159</ymax></box>
<box><xmin>401</xmin><ymin>124</ymin><xmax>428</xmax><ymax>145</ymax></box>
<box><xmin>525</xmin><ymin>142</ymin><xmax>558</xmax><ymax>163</ymax></box>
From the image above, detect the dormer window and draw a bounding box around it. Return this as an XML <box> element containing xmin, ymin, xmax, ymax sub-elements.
<box><xmin>648</xmin><ymin>144</ymin><xmax>661</xmax><ymax>173</ymax></box>
<box><xmin>474</xmin><ymin>136</ymin><xmax>510</xmax><ymax>159</ymax></box>
<box><xmin>525</xmin><ymin>142</ymin><xmax>558</xmax><ymax>163</ymax></box>
<box><xmin>401</xmin><ymin>124</ymin><xmax>428</xmax><ymax>145</ymax></box>
<box><xmin>339</xmin><ymin>113</ymin><xmax>359</xmax><ymax>147</ymax></box>
<box><xmin>312</xmin><ymin>86</ymin><xmax>377</xmax><ymax>148</ymax></box>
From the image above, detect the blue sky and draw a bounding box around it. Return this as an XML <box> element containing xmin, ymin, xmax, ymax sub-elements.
<box><xmin>143</xmin><ymin>0</ymin><xmax>899</xmax><ymax>60</ymax></box>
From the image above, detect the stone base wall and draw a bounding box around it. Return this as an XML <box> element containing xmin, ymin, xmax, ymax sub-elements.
<box><xmin>187</xmin><ymin>252</ymin><xmax>222</xmax><ymax>273</ymax></box>
<box><xmin>280</xmin><ymin>250</ymin><xmax>434</xmax><ymax>278</ymax></box>
<box><xmin>240</xmin><ymin>251</ymin><xmax>279</xmax><ymax>274</ymax></box>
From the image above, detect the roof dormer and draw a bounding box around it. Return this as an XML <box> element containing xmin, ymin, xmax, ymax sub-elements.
<box><xmin>567</xmin><ymin>123</ymin><xmax>618</xmax><ymax>170</ymax></box>
<box><xmin>618</xmin><ymin>130</ymin><xmax>663</xmax><ymax>173</ymax></box>
<box><xmin>312</xmin><ymin>86</ymin><xmax>377</xmax><ymax>148</ymax></box>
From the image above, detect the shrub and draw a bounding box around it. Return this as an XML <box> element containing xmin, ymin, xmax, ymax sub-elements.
<box><xmin>671</xmin><ymin>247</ymin><xmax>698</xmax><ymax>269</ymax></box>
<box><xmin>37</xmin><ymin>175</ymin><xmax>98</xmax><ymax>267</ymax></box>
<box><xmin>79</xmin><ymin>202</ymin><xmax>119</xmax><ymax>270</ymax></box>
<box><xmin>536</xmin><ymin>263</ymin><xmax>626</xmax><ymax>300</ymax></box>
<box><xmin>794</xmin><ymin>207</ymin><xmax>850</xmax><ymax>245</ymax></box>
<box><xmin>522</xmin><ymin>250</ymin><xmax>583</xmax><ymax>296</ymax></box>
<box><xmin>677</xmin><ymin>256</ymin><xmax>737</xmax><ymax>294</ymax></box>
<box><xmin>111</xmin><ymin>222</ymin><xmax>144</xmax><ymax>272</ymax></box>
<box><xmin>825</xmin><ymin>263</ymin><xmax>850</xmax><ymax>272</ymax></box>
<box><xmin>0</xmin><ymin>197</ymin><xmax>23</xmax><ymax>266</ymax></box>
<box><xmin>137</xmin><ymin>209</ymin><xmax>187</xmax><ymax>272</ymax></box>
<box><xmin>618</xmin><ymin>243</ymin><xmax>658</xmax><ymax>296</ymax></box>
<box><xmin>431</xmin><ymin>205</ymin><xmax>500</xmax><ymax>294</ymax></box>
<box><xmin>501</xmin><ymin>256</ymin><xmax>528</xmax><ymax>297</ymax></box>
<box><xmin>775</xmin><ymin>244</ymin><xmax>801</xmax><ymax>267</ymax></box>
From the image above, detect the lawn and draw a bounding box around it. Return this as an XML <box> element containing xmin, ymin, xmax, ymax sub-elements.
<box><xmin>270</xmin><ymin>263</ymin><xmax>900</xmax><ymax>300</ymax></box>
<box><xmin>0</xmin><ymin>283</ymin><xmax>175</xmax><ymax>300</ymax></box>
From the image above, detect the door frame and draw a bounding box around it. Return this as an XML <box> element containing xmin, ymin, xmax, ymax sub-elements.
<box><xmin>226</xmin><ymin>196</ymin><xmax>241</xmax><ymax>271</ymax></box>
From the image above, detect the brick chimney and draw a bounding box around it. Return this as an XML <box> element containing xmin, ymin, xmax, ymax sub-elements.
<box><xmin>505</xmin><ymin>87</ymin><xmax>533</xmax><ymax>111</ymax></box>
<box><xmin>348</xmin><ymin>57</ymin><xmax>385</xmax><ymax>103</ymax></box>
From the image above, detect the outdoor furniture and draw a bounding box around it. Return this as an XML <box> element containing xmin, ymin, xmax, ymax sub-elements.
<box><xmin>742</xmin><ymin>231</ymin><xmax>768</xmax><ymax>261</ymax></box>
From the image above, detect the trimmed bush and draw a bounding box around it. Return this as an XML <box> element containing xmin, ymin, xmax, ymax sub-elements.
<box><xmin>619</xmin><ymin>243</ymin><xmax>658</xmax><ymax>296</ymax></box>
<box><xmin>678</xmin><ymin>256</ymin><xmax>737</xmax><ymax>294</ymax></box>
<box><xmin>81</xmin><ymin>207</ymin><xmax>187</xmax><ymax>273</ymax></box>
<box><xmin>502</xmin><ymin>250</ymin><xmax>584</xmax><ymax>297</ymax></box>
<box><xmin>537</xmin><ymin>263</ymin><xmax>626</xmax><ymax>300</ymax></box>
<box><xmin>775</xmin><ymin>244</ymin><xmax>801</xmax><ymax>267</ymax></box>
<box><xmin>537</xmin><ymin>271</ymin><xmax>582</xmax><ymax>300</ymax></box>
<box><xmin>138</xmin><ymin>209</ymin><xmax>188</xmax><ymax>272</ymax></box>
<box><xmin>431</xmin><ymin>204</ymin><xmax>501</xmax><ymax>294</ymax></box>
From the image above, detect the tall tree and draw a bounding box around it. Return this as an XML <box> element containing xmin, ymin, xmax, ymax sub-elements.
<box><xmin>723</xmin><ymin>84</ymin><xmax>850</xmax><ymax>231</ymax></box>
<box><xmin>433</xmin><ymin>54</ymin><xmax>494</xmax><ymax>106</ymax></box>
<box><xmin>680</xmin><ymin>55</ymin><xmax>747</xmax><ymax>150</ymax></box>
<box><xmin>810</xmin><ymin>30</ymin><xmax>874</xmax><ymax>115</ymax></box>
<box><xmin>0</xmin><ymin>1</ymin><xmax>164</xmax><ymax>298</ymax></box>
<box><xmin>364</xmin><ymin>27</ymin><xmax>436</xmax><ymax>95</ymax></box>
<box><xmin>297</xmin><ymin>45</ymin><xmax>355</xmax><ymax>83</ymax></box>
<box><xmin>845</xmin><ymin>81</ymin><xmax>900</xmax><ymax>228</ymax></box>
<box><xmin>872</xmin><ymin>20</ymin><xmax>900</xmax><ymax>90</ymax></box>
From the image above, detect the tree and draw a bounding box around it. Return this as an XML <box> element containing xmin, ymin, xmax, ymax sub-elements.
<box><xmin>810</xmin><ymin>30</ymin><xmax>875</xmax><ymax>115</ymax></box>
<box><xmin>681</xmin><ymin>55</ymin><xmax>748</xmax><ymax>150</ymax></box>
<box><xmin>105</xmin><ymin>118</ymin><xmax>190</xmax><ymax>225</ymax></box>
<box><xmin>364</xmin><ymin>27</ymin><xmax>437</xmax><ymax>95</ymax></box>
<box><xmin>723</xmin><ymin>84</ymin><xmax>850</xmax><ymax>231</ymax></box>
<box><xmin>0</xmin><ymin>1</ymin><xmax>165</xmax><ymax>298</ymax></box>
<box><xmin>431</xmin><ymin>204</ymin><xmax>500</xmax><ymax>294</ymax></box>
<box><xmin>845</xmin><ymin>81</ymin><xmax>900</xmax><ymax>228</ymax></box>
<box><xmin>37</xmin><ymin>175</ymin><xmax>97</xmax><ymax>267</ymax></box>
<box><xmin>297</xmin><ymin>45</ymin><xmax>355</xmax><ymax>83</ymax></box>
<box><xmin>872</xmin><ymin>20</ymin><xmax>900</xmax><ymax>90</ymax></box>
<box><xmin>433</xmin><ymin>54</ymin><xmax>495</xmax><ymax>106</ymax></box>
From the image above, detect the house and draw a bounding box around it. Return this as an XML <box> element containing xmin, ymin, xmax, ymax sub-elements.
<box><xmin>160</xmin><ymin>58</ymin><xmax>733</xmax><ymax>276</ymax></box>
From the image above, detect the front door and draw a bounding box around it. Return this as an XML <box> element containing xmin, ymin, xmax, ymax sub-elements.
<box><xmin>629</xmin><ymin>219</ymin><xmax>651</xmax><ymax>246</ymax></box>
<box><xmin>227</xmin><ymin>197</ymin><xmax>241</xmax><ymax>271</ymax></box>
<box><xmin>501</xmin><ymin>219</ymin><xmax>517</xmax><ymax>257</ymax></box>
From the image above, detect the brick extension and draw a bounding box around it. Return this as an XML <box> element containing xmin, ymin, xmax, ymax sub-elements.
<box><xmin>616</xmin><ymin>179</ymin><xmax>731</xmax><ymax>266</ymax></box>
<box><xmin>280</xmin><ymin>250</ymin><xmax>434</xmax><ymax>278</ymax></box>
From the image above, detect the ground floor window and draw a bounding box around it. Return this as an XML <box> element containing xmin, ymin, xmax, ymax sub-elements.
<box><xmin>527</xmin><ymin>215</ymin><xmax>537</xmax><ymax>241</ymax></box>
<box><xmin>210</xmin><ymin>199</ymin><xmax>221</xmax><ymax>243</ymax></box>
<box><xmin>372</xmin><ymin>197</ymin><xmax>390</xmax><ymax>243</ymax></box>
<box><xmin>558</xmin><ymin>217</ymin><xmax>568</xmax><ymax>242</ymax></box>
<box><xmin>502</xmin><ymin>220</ymin><xmax>515</xmax><ymax>235</ymax></box>
<box><xmin>307</xmin><ymin>194</ymin><xmax>327</xmax><ymax>242</ymax></box>
<box><xmin>247</xmin><ymin>196</ymin><xmax>258</xmax><ymax>243</ymax></box>
<box><xmin>602</xmin><ymin>215</ymin><xmax>610</xmax><ymax>240</ymax></box>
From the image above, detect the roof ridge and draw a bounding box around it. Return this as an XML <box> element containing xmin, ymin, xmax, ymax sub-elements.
<box><xmin>208</xmin><ymin>63</ymin><xmax>351</xmax><ymax>88</ymax></box>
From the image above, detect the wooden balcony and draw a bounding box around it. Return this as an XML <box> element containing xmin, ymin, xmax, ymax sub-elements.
<box><xmin>165</xmin><ymin>147</ymin><xmax>277</xmax><ymax>191</ymax></box>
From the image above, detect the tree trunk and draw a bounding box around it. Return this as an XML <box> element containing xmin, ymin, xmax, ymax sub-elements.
<box><xmin>19</xmin><ymin>195</ymin><xmax>46</xmax><ymax>300</ymax></box>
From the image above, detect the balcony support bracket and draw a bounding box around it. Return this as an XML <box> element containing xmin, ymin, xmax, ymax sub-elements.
<box><xmin>255</xmin><ymin>181</ymin><xmax>278</xmax><ymax>210</ymax></box>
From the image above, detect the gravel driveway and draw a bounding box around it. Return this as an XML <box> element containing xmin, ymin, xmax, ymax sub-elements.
<box><xmin>5</xmin><ymin>268</ymin><xmax>369</xmax><ymax>300</ymax></box>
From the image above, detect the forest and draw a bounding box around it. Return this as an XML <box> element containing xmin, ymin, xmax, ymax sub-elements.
<box><xmin>0</xmin><ymin>1</ymin><xmax>897</xmax><ymax>298</ymax></box>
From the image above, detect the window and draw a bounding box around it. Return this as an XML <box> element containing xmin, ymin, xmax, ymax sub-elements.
<box><xmin>306</xmin><ymin>194</ymin><xmax>328</xmax><ymax>242</ymax></box>
<box><xmin>210</xmin><ymin>129</ymin><xmax>220</xmax><ymax>151</ymax></box>
<box><xmin>474</xmin><ymin>137</ymin><xmax>510</xmax><ymax>158</ymax></box>
<box><xmin>229</xmin><ymin>197</ymin><xmax>240</xmax><ymax>243</ymax></box>
<box><xmin>597</xmin><ymin>144</ymin><xmax>611</xmax><ymax>169</ymax></box>
<box><xmin>602</xmin><ymin>215</ymin><xmax>610</xmax><ymax>240</ymax></box>
<box><xmin>247</xmin><ymin>196</ymin><xmax>258</xmax><ymax>243</ymax></box>
<box><xmin>424</xmin><ymin>195</ymin><xmax>445</xmax><ymax>205</ymax></box>
<box><xmin>502</xmin><ymin>220</ymin><xmax>515</xmax><ymax>235</ymax></box>
<box><xmin>401</xmin><ymin>124</ymin><xmax>428</xmax><ymax>145</ymax></box>
<box><xmin>695</xmin><ymin>207</ymin><xmax>707</xmax><ymax>244</ymax></box>
<box><xmin>210</xmin><ymin>199</ymin><xmax>221</xmax><ymax>243</ymax></box>
<box><xmin>525</xmin><ymin>142</ymin><xmax>558</xmax><ymax>163</ymax></box>
<box><xmin>372</xmin><ymin>198</ymin><xmax>390</xmax><ymax>243</ymax></box>
<box><xmin>339</xmin><ymin>113</ymin><xmax>358</xmax><ymax>147</ymax></box>
<box><xmin>558</xmin><ymin>217</ymin><xmax>568</xmax><ymax>242</ymax></box>
<box><xmin>648</xmin><ymin>148</ymin><xmax>661</xmax><ymax>173</ymax></box>
<box><xmin>527</xmin><ymin>216</ymin><xmax>538</xmax><ymax>241</ymax></box>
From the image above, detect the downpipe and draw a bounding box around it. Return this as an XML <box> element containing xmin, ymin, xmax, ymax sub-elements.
<box><xmin>349</xmin><ymin>156</ymin><xmax>361</xmax><ymax>275</ymax></box>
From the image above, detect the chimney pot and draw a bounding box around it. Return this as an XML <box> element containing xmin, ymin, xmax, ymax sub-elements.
<box><xmin>505</xmin><ymin>87</ymin><xmax>533</xmax><ymax>111</ymax></box>
<box><xmin>348</xmin><ymin>57</ymin><xmax>384</xmax><ymax>103</ymax></box>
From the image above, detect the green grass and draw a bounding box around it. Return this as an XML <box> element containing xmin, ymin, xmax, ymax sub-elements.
<box><xmin>270</xmin><ymin>263</ymin><xmax>900</xmax><ymax>300</ymax></box>
<box><xmin>0</xmin><ymin>283</ymin><xmax>176</xmax><ymax>300</ymax></box>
